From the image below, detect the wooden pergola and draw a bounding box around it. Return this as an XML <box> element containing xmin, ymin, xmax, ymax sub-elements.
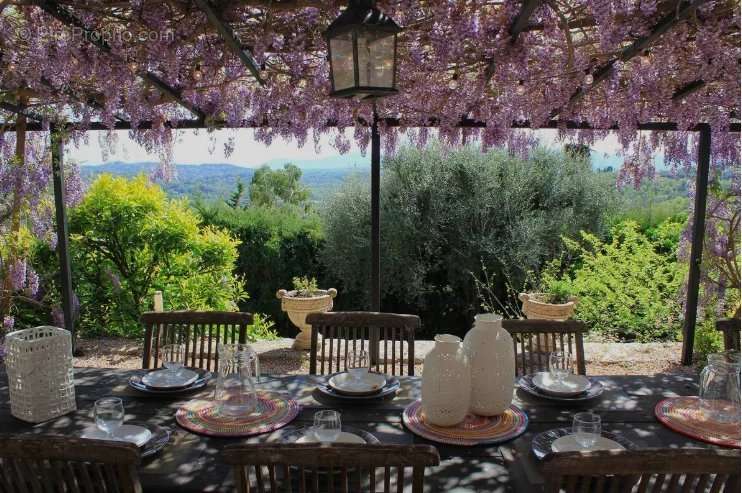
<box><xmin>1</xmin><ymin>0</ymin><xmax>739</xmax><ymax>364</ymax></box>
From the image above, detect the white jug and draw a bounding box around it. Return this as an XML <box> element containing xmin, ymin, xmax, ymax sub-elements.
<box><xmin>463</xmin><ymin>314</ymin><xmax>515</xmax><ymax>416</ymax></box>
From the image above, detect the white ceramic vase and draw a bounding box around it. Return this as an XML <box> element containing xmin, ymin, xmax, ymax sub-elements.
<box><xmin>421</xmin><ymin>334</ymin><xmax>471</xmax><ymax>426</ymax></box>
<box><xmin>463</xmin><ymin>314</ymin><xmax>515</xmax><ymax>416</ymax></box>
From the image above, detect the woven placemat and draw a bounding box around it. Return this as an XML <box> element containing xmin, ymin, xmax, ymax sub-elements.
<box><xmin>402</xmin><ymin>400</ymin><xmax>528</xmax><ymax>446</ymax></box>
<box><xmin>176</xmin><ymin>392</ymin><xmax>301</xmax><ymax>437</ymax></box>
<box><xmin>655</xmin><ymin>396</ymin><xmax>740</xmax><ymax>448</ymax></box>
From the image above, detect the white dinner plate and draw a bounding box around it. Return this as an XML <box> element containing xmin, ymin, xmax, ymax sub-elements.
<box><xmin>551</xmin><ymin>434</ymin><xmax>626</xmax><ymax>453</ymax></box>
<box><xmin>141</xmin><ymin>368</ymin><xmax>199</xmax><ymax>389</ymax></box>
<box><xmin>532</xmin><ymin>372</ymin><xmax>591</xmax><ymax>396</ymax></box>
<box><xmin>328</xmin><ymin>372</ymin><xmax>387</xmax><ymax>395</ymax></box>
<box><xmin>295</xmin><ymin>431</ymin><xmax>366</xmax><ymax>444</ymax></box>
<box><xmin>81</xmin><ymin>424</ymin><xmax>153</xmax><ymax>447</ymax></box>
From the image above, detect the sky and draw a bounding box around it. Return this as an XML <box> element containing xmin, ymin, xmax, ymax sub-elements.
<box><xmin>67</xmin><ymin>128</ymin><xmax>626</xmax><ymax>167</ymax></box>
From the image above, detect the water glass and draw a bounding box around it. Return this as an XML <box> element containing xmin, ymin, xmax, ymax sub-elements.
<box><xmin>313</xmin><ymin>410</ymin><xmax>341</xmax><ymax>442</ymax></box>
<box><xmin>95</xmin><ymin>397</ymin><xmax>124</xmax><ymax>438</ymax></box>
<box><xmin>161</xmin><ymin>343</ymin><xmax>185</xmax><ymax>371</ymax></box>
<box><xmin>549</xmin><ymin>351</ymin><xmax>573</xmax><ymax>383</ymax></box>
<box><xmin>347</xmin><ymin>350</ymin><xmax>369</xmax><ymax>382</ymax></box>
<box><xmin>572</xmin><ymin>412</ymin><xmax>601</xmax><ymax>449</ymax></box>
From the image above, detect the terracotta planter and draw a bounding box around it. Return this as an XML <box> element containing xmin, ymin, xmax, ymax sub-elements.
<box><xmin>519</xmin><ymin>293</ymin><xmax>578</xmax><ymax>351</ymax></box>
<box><xmin>276</xmin><ymin>288</ymin><xmax>337</xmax><ymax>350</ymax></box>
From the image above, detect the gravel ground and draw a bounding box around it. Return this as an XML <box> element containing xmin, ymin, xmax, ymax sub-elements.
<box><xmin>72</xmin><ymin>336</ymin><xmax>696</xmax><ymax>376</ymax></box>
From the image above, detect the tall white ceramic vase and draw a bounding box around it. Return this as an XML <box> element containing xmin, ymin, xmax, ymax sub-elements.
<box><xmin>463</xmin><ymin>314</ymin><xmax>515</xmax><ymax>416</ymax></box>
<box><xmin>421</xmin><ymin>334</ymin><xmax>471</xmax><ymax>426</ymax></box>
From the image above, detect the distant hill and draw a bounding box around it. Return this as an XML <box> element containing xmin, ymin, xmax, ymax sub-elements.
<box><xmin>79</xmin><ymin>161</ymin><xmax>364</xmax><ymax>202</ymax></box>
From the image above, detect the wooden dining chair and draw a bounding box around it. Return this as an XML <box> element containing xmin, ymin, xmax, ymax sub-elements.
<box><xmin>542</xmin><ymin>449</ymin><xmax>740</xmax><ymax>493</ymax></box>
<box><xmin>0</xmin><ymin>436</ymin><xmax>142</xmax><ymax>493</ymax></box>
<box><xmin>306</xmin><ymin>311</ymin><xmax>420</xmax><ymax>376</ymax></box>
<box><xmin>716</xmin><ymin>318</ymin><xmax>741</xmax><ymax>351</ymax></box>
<box><xmin>141</xmin><ymin>310</ymin><xmax>253</xmax><ymax>371</ymax></box>
<box><xmin>502</xmin><ymin>319</ymin><xmax>587</xmax><ymax>376</ymax></box>
<box><xmin>222</xmin><ymin>443</ymin><xmax>440</xmax><ymax>493</ymax></box>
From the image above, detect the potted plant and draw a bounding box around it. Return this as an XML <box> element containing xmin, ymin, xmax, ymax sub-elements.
<box><xmin>519</xmin><ymin>279</ymin><xmax>577</xmax><ymax>351</ymax></box>
<box><xmin>519</xmin><ymin>278</ymin><xmax>577</xmax><ymax>320</ymax></box>
<box><xmin>276</xmin><ymin>277</ymin><xmax>337</xmax><ymax>350</ymax></box>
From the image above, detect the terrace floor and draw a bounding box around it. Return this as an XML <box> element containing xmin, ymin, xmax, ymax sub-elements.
<box><xmin>73</xmin><ymin>337</ymin><xmax>696</xmax><ymax>376</ymax></box>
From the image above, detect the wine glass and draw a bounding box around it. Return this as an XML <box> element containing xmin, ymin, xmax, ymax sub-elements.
<box><xmin>347</xmin><ymin>350</ymin><xmax>370</xmax><ymax>384</ymax></box>
<box><xmin>95</xmin><ymin>397</ymin><xmax>125</xmax><ymax>439</ymax></box>
<box><xmin>549</xmin><ymin>351</ymin><xmax>573</xmax><ymax>384</ymax></box>
<box><xmin>313</xmin><ymin>410</ymin><xmax>341</xmax><ymax>442</ymax></box>
<box><xmin>572</xmin><ymin>412</ymin><xmax>601</xmax><ymax>449</ymax></box>
<box><xmin>161</xmin><ymin>344</ymin><xmax>185</xmax><ymax>373</ymax></box>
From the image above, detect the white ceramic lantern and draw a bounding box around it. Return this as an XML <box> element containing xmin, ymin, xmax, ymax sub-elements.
<box><xmin>463</xmin><ymin>314</ymin><xmax>515</xmax><ymax>416</ymax></box>
<box><xmin>421</xmin><ymin>334</ymin><xmax>471</xmax><ymax>426</ymax></box>
<box><xmin>5</xmin><ymin>326</ymin><xmax>77</xmax><ymax>423</ymax></box>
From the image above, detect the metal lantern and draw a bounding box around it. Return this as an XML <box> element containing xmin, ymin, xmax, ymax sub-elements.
<box><xmin>324</xmin><ymin>0</ymin><xmax>401</xmax><ymax>98</ymax></box>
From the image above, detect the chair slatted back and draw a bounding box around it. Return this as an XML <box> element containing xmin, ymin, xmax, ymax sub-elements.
<box><xmin>716</xmin><ymin>318</ymin><xmax>741</xmax><ymax>352</ymax></box>
<box><xmin>307</xmin><ymin>312</ymin><xmax>419</xmax><ymax>376</ymax></box>
<box><xmin>141</xmin><ymin>311</ymin><xmax>253</xmax><ymax>371</ymax></box>
<box><xmin>543</xmin><ymin>449</ymin><xmax>740</xmax><ymax>493</ymax></box>
<box><xmin>502</xmin><ymin>319</ymin><xmax>587</xmax><ymax>376</ymax></box>
<box><xmin>222</xmin><ymin>444</ymin><xmax>440</xmax><ymax>493</ymax></box>
<box><xmin>0</xmin><ymin>436</ymin><xmax>142</xmax><ymax>493</ymax></box>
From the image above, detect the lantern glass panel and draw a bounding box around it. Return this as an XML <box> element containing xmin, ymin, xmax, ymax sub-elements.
<box><xmin>357</xmin><ymin>30</ymin><xmax>395</xmax><ymax>89</ymax></box>
<box><xmin>329</xmin><ymin>32</ymin><xmax>355</xmax><ymax>91</ymax></box>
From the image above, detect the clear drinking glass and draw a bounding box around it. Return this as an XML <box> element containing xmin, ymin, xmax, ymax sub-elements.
<box><xmin>700</xmin><ymin>351</ymin><xmax>741</xmax><ymax>424</ymax></box>
<box><xmin>313</xmin><ymin>410</ymin><xmax>341</xmax><ymax>442</ymax></box>
<box><xmin>216</xmin><ymin>343</ymin><xmax>259</xmax><ymax>416</ymax></box>
<box><xmin>572</xmin><ymin>412</ymin><xmax>601</xmax><ymax>448</ymax></box>
<box><xmin>95</xmin><ymin>397</ymin><xmax>124</xmax><ymax>439</ymax></box>
<box><xmin>549</xmin><ymin>351</ymin><xmax>573</xmax><ymax>383</ymax></box>
<box><xmin>161</xmin><ymin>343</ymin><xmax>185</xmax><ymax>372</ymax></box>
<box><xmin>347</xmin><ymin>350</ymin><xmax>370</xmax><ymax>382</ymax></box>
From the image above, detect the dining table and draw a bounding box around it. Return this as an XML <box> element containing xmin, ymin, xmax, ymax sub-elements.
<box><xmin>0</xmin><ymin>367</ymin><xmax>722</xmax><ymax>492</ymax></box>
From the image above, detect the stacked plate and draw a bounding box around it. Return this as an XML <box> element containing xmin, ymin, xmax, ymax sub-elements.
<box><xmin>281</xmin><ymin>426</ymin><xmax>380</xmax><ymax>445</ymax></box>
<box><xmin>81</xmin><ymin>422</ymin><xmax>171</xmax><ymax>458</ymax></box>
<box><xmin>316</xmin><ymin>371</ymin><xmax>400</xmax><ymax>401</ymax></box>
<box><xmin>518</xmin><ymin>372</ymin><xmax>604</xmax><ymax>402</ymax></box>
<box><xmin>129</xmin><ymin>368</ymin><xmax>212</xmax><ymax>395</ymax></box>
<box><xmin>531</xmin><ymin>427</ymin><xmax>637</xmax><ymax>459</ymax></box>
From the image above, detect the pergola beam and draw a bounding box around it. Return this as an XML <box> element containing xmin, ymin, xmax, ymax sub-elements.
<box><xmin>194</xmin><ymin>0</ymin><xmax>266</xmax><ymax>86</ymax></box>
<box><xmin>0</xmin><ymin>101</ymin><xmax>45</xmax><ymax>122</ymax></box>
<box><xmin>551</xmin><ymin>0</ymin><xmax>709</xmax><ymax>117</ymax></box>
<box><xmin>34</xmin><ymin>0</ymin><xmax>206</xmax><ymax>121</ymax></box>
<box><xmin>485</xmin><ymin>0</ymin><xmax>542</xmax><ymax>80</ymax></box>
<box><xmin>672</xmin><ymin>79</ymin><xmax>706</xmax><ymax>101</ymax></box>
<box><xmin>1</xmin><ymin>118</ymin><xmax>740</xmax><ymax>133</ymax></box>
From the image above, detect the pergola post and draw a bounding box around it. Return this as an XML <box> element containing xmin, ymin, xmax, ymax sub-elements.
<box><xmin>370</xmin><ymin>111</ymin><xmax>382</xmax><ymax>364</ymax></box>
<box><xmin>50</xmin><ymin>127</ymin><xmax>76</xmax><ymax>351</ymax></box>
<box><xmin>680</xmin><ymin>123</ymin><xmax>711</xmax><ymax>365</ymax></box>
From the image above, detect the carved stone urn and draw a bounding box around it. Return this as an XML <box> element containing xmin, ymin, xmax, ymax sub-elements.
<box><xmin>276</xmin><ymin>288</ymin><xmax>337</xmax><ymax>350</ymax></box>
<box><xmin>518</xmin><ymin>293</ymin><xmax>578</xmax><ymax>320</ymax></box>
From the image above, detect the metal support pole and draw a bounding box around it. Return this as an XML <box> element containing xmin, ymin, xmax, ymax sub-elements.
<box><xmin>370</xmin><ymin>110</ymin><xmax>381</xmax><ymax>365</ymax></box>
<box><xmin>51</xmin><ymin>128</ymin><xmax>76</xmax><ymax>351</ymax></box>
<box><xmin>371</xmin><ymin>112</ymin><xmax>381</xmax><ymax>312</ymax></box>
<box><xmin>681</xmin><ymin>123</ymin><xmax>711</xmax><ymax>365</ymax></box>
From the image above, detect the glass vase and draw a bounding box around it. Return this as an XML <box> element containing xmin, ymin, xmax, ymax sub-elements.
<box><xmin>216</xmin><ymin>343</ymin><xmax>259</xmax><ymax>416</ymax></box>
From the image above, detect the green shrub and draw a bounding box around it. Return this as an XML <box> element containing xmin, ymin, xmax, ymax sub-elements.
<box><xmin>545</xmin><ymin>219</ymin><xmax>686</xmax><ymax>341</ymax></box>
<box><xmin>196</xmin><ymin>202</ymin><xmax>324</xmax><ymax>334</ymax></box>
<box><xmin>693</xmin><ymin>314</ymin><xmax>724</xmax><ymax>366</ymax></box>
<box><xmin>68</xmin><ymin>175</ymin><xmax>248</xmax><ymax>337</ymax></box>
<box><xmin>322</xmin><ymin>144</ymin><xmax>615</xmax><ymax>337</ymax></box>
